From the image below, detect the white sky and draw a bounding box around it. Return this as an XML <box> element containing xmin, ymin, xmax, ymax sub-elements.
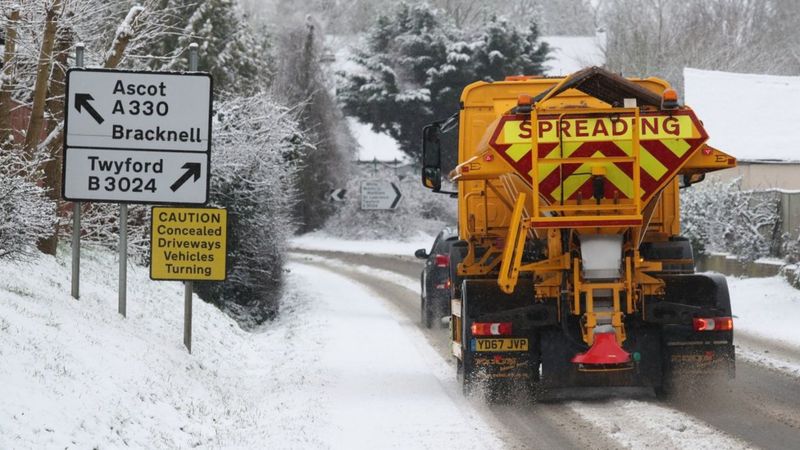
<box><xmin>542</xmin><ymin>34</ymin><xmax>606</xmax><ymax>76</ymax></box>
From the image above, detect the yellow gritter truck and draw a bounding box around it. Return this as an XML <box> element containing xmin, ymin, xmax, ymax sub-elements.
<box><xmin>420</xmin><ymin>67</ymin><xmax>737</xmax><ymax>399</ymax></box>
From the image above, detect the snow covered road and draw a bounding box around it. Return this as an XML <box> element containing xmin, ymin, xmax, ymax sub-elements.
<box><xmin>284</xmin><ymin>262</ymin><xmax>504</xmax><ymax>449</ymax></box>
<box><xmin>291</xmin><ymin>247</ymin><xmax>800</xmax><ymax>450</ymax></box>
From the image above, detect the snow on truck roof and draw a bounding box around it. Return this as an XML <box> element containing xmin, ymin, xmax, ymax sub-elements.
<box><xmin>685</xmin><ymin>67</ymin><xmax>800</xmax><ymax>162</ymax></box>
<box><xmin>534</xmin><ymin>66</ymin><xmax>664</xmax><ymax>107</ymax></box>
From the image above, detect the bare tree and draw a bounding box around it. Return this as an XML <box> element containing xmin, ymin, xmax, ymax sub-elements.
<box><xmin>102</xmin><ymin>5</ymin><xmax>144</xmax><ymax>68</ymax></box>
<box><xmin>0</xmin><ymin>6</ymin><xmax>20</xmax><ymax>148</ymax></box>
<box><xmin>23</xmin><ymin>0</ymin><xmax>62</xmax><ymax>155</ymax></box>
<box><xmin>433</xmin><ymin>0</ymin><xmax>485</xmax><ymax>28</ymax></box>
<box><xmin>602</xmin><ymin>0</ymin><xmax>794</xmax><ymax>92</ymax></box>
<box><xmin>36</xmin><ymin>20</ymin><xmax>72</xmax><ymax>254</ymax></box>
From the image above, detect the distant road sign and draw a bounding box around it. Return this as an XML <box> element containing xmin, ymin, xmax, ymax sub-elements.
<box><xmin>150</xmin><ymin>207</ymin><xmax>227</xmax><ymax>281</ymax></box>
<box><xmin>361</xmin><ymin>180</ymin><xmax>402</xmax><ymax>210</ymax></box>
<box><xmin>62</xmin><ymin>68</ymin><xmax>212</xmax><ymax>204</ymax></box>
<box><xmin>329</xmin><ymin>188</ymin><xmax>346</xmax><ymax>202</ymax></box>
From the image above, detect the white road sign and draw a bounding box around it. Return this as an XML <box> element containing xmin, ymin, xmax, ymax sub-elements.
<box><xmin>329</xmin><ymin>188</ymin><xmax>346</xmax><ymax>202</ymax></box>
<box><xmin>65</xmin><ymin>69</ymin><xmax>211</xmax><ymax>151</ymax></box>
<box><xmin>361</xmin><ymin>180</ymin><xmax>402</xmax><ymax>210</ymax></box>
<box><xmin>64</xmin><ymin>148</ymin><xmax>206</xmax><ymax>204</ymax></box>
<box><xmin>62</xmin><ymin>68</ymin><xmax>212</xmax><ymax>204</ymax></box>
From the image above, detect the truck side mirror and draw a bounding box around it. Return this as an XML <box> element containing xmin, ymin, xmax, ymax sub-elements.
<box><xmin>422</xmin><ymin>124</ymin><xmax>442</xmax><ymax>192</ymax></box>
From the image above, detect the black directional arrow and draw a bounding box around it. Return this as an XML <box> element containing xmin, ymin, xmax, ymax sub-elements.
<box><xmin>170</xmin><ymin>163</ymin><xmax>202</xmax><ymax>192</ymax></box>
<box><xmin>74</xmin><ymin>93</ymin><xmax>104</xmax><ymax>124</ymax></box>
<box><xmin>390</xmin><ymin>182</ymin><xmax>402</xmax><ymax>209</ymax></box>
<box><xmin>328</xmin><ymin>188</ymin><xmax>347</xmax><ymax>202</ymax></box>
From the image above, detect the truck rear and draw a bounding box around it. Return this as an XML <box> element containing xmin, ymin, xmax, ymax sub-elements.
<box><xmin>420</xmin><ymin>67</ymin><xmax>737</xmax><ymax>399</ymax></box>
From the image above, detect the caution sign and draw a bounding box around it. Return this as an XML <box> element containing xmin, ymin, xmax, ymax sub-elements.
<box><xmin>488</xmin><ymin>110</ymin><xmax>708</xmax><ymax>204</ymax></box>
<box><xmin>150</xmin><ymin>207</ymin><xmax>227</xmax><ymax>281</ymax></box>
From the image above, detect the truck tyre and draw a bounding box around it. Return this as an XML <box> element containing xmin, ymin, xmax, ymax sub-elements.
<box><xmin>654</xmin><ymin>364</ymin><xmax>675</xmax><ymax>400</ymax></box>
<box><xmin>420</xmin><ymin>295</ymin><xmax>433</xmax><ymax>329</ymax></box>
<box><xmin>457</xmin><ymin>356</ymin><xmax>475</xmax><ymax>396</ymax></box>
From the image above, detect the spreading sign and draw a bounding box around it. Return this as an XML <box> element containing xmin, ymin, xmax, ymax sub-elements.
<box><xmin>62</xmin><ymin>68</ymin><xmax>212</xmax><ymax>204</ymax></box>
<box><xmin>488</xmin><ymin>110</ymin><xmax>708</xmax><ymax>203</ymax></box>
<box><xmin>150</xmin><ymin>207</ymin><xmax>227</xmax><ymax>281</ymax></box>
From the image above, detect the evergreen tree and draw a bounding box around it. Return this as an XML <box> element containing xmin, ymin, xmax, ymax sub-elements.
<box><xmin>176</xmin><ymin>0</ymin><xmax>271</xmax><ymax>94</ymax></box>
<box><xmin>471</xmin><ymin>17</ymin><xmax>549</xmax><ymax>82</ymax></box>
<box><xmin>339</xmin><ymin>2</ymin><xmax>550</xmax><ymax>162</ymax></box>
<box><xmin>142</xmin><ymin>0</ymin><xmax>272</xmax><ymax>95</ymax></box>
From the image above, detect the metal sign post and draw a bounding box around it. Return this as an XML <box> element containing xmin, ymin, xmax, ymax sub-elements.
<box><xmin>119</xmin><ymin>203</ymin><xmax>127</xmax><ymax>317</ymax></box>
<box><xmin>185</xmin><ymin>43</ymin><xmax>199</xmax><ymax>353</ymax></box>
<box><xmin>150</xmin><ymin>207</ymin><xmax>228</xmax><ymax>354</ymax></box>
<box><xmin>184</xmin><ymin>282</ymin><xmax>192</xmax><ymax>352</ymax></box>
<box><xmin>71</xmin><ymin>43</ymin><xmax>85</xmax><ymax>300</ymax></box>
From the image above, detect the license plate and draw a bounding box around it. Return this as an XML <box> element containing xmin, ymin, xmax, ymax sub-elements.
<box><xmin>472</xmin><ymin>338</ymin><xmax>528</xmax><ymax>352</ymax></box>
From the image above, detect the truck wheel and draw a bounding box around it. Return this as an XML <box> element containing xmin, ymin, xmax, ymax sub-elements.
<box><xmin>526</xmin><ymin>362</ymin><xmax>542</xmax><ymax>403</ymax></box>
<box><xmin>654</xmin><ymin>355</ymin><xmax>675</xmax><ymax>400</ymax></box>
<box><xmin>457</xmin><ymin>357</ymin><xmax>475</xmax><ymax>396</ymax></box>
<box><xmin>655</xmin><ymin>379</ymin><xmax>674</xmax><ymax>400</ymax></box>
<box><xmin>421</xmin><ymin>296</ymin><xmax>433</xmax><ymax>328</ymax></box>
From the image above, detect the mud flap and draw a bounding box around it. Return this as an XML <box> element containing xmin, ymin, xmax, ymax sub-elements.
<box><xmin>663</xmin><ymin>337</ymin><xmax>735</xmax><ymax>378</ymax></box>
<box><xmin>460</xmin><ymin>279</ymin><xmax>553</xmax><ymax>390</ymax></box>
<box><xmin>651</xmin><ymin>274</ymin><xmax>736</xmax><ymax>393</ymax></box>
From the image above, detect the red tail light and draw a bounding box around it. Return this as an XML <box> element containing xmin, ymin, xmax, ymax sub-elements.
<box><xmin>693</xmin><ymin>317</ymin><xmax>733</xmax><ymax>332</ymax></box>
<box><xmin>435</xmin><ymin>254</ymin><xmax>450</xmax><ymax>268</ymax></box>
<box><xmin>471</xmin><ymin>322</ymin><xmax>513</xmax><ymax>336</ymax></box>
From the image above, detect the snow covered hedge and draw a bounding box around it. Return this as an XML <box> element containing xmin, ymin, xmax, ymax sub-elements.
<box><xmin>681</xmin><ymin>177</ymin><xmax>781</xmax><ymax>262</ymax></box>
<box><xmin>193</xmin><ymin>94</ymin><xmax>306</xmax><ymax>328</ymax></box>
<box><xmin>0</xmin><ymin>152</ymin><xmax>55</xmax><ymax>260</ymax></box>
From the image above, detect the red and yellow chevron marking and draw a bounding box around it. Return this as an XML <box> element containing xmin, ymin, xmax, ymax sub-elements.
<box><xmin>488</xmin><ymin>111</ymin><xmax>708</xmax><ymax>204</ymax></box>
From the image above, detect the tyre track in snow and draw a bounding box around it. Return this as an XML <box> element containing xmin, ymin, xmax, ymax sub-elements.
<box><xmin>290</xmin><ymin>249</ymin><xmax>800</xmax><ymax>449</ymax></box>
<box><xmin>290</xmin><ymin>251</ymin><xmax>622</xmax><ymax>450</ymax></box>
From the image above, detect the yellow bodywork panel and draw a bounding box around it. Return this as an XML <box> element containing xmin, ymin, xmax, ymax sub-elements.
<box><xmin>449</xmin><ymin>71</ymin><xmax>735</xmax><ymax>348</ymax></box>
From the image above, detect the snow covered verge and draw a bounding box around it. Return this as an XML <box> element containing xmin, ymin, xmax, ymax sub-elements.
<box><xmin>728</xmin><ymin>275</ymin><xmax>800</xmax><ymax>348</ymax></box>
<box><xmin>291</xmin><ymin>231</ymin><xmax>434</xmax><ymax>257</ymax></box>
<box><xmin>727</xmin><ymin>275</ymin><xmax>800</xmax><ymax>375</ymax></box>
<box><xmin>0</xmin><ymin>247</ymin><xmax>500</xmax><ymax>448</ymax></box>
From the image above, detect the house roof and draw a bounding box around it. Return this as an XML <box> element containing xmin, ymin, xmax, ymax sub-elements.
<box><xmin>684</xmin><ymin>68</ymin><xmax>800</xmax><ymax>162</ymax></box>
